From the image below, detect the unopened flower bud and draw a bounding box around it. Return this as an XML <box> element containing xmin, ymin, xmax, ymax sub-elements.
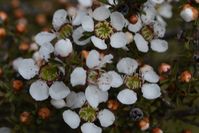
<box><xmin>38</xmin><ymin>107</ymin><xmax>51</xmax><ymax>120</ymax></box>
<box><xmin>180</xmin><ymin>4</ymin><xmax>198</xmax><ymax>22</ymax></box>
<box><xmin>180</xmin><ymin>70</ymin><xmax>192</xmax><ymax>83</ymax></box>
<box><xmin>138</xmin><ymin>117</ymin><xmax>150</xmax><ymax>131</ymax></box>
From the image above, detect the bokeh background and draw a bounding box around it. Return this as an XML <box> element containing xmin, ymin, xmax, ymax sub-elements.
<box><xmin>0</xmin><ymin>0</ymin><xmax>199</xmax><ymax>133</ymax></box>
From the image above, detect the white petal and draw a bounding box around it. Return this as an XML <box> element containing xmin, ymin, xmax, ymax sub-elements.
<box><xmin>63</xmin><ymin>110</ymin><xmax>80</xmax><ymax>129</ymax></box>
<box><xmin>29</xmin><ymin>80</ymin><xmax>49</xmax><ymax>101</ymax></box>
<box><xmin>91</xmin><ymin>36</ymin><xmax>107</xmax><ymax>50</ymax></box>
<box><xmin>151</xmin><ymin>39</ymin><xmax>168</xmax><ymax>52</ymax></box>
<box><xmin>65</xmin><ymin>91</ymin><xmax>77</xmax><ymax>107</ymax></box>
<box><xmin>93</xmin><ymin>6</ymin><xmax>111</xmax><ymax>21</ymax></box>
<box><xmin>108</xmin><ymin>71</ymin><xmax>123</xmax><ymax>88</ymax></box>
<box><xmin>141</xmin><ymin>7</ymin><xmax>156</xmax><ymax>25</ymax></box>
<box><xmin>86</xmin><ymin>50</ymin><xmax>100</xmax><ymax>69</ymax></box>
<box><xmin>81</xmin><ymin>123</ymin><xmax>102</xmax><ymax>133</ymax></box>
<box><xmin>117</xmin><ymin>57</ymin><xmax>138</xmax><ymax>75</ymax></box>
<box><xmin>150</xmin><ymin>0</ymin><xmax>164</xmax><ymax>4</ymax></box>
<box><xmin>110</xmin><ymin>32</ymin><xmax>127</xmax><ymax>48</ymax></box>
<box><xmin>97</xmin><ymin>109</ymin><xmax>115</xmax><ymax>127</ymax></box>
<box><xmin>141</xmin><ymin>83</ymin><xmax>161</xmax><ymax>99</ymax></box>
<box><xmin>128</xmin><ymin>17</ymin><xmax>142</xmax><ymax>33</ymax></box>
<box><xmin>12</xmin><ymin>57</ymin><xmax>23</xmax><ymax>71</ymax></box>
<box><xmin>108</xmin><ymin>0</ymin><xmax>118</xmax><ymax>5</ymax></box>
<box><xmin>85</xmin><ymin>85</ymin><xmax>107</xmax><ymax>108</ymax></box>
<box><xmin>54</xmin><ymin>39</ymin><xmax>73</xmax><ymax>57</ymax></box>
<box><xmin>117</xmin><ymin>89</ymin><xmax>137</xmax><ymax>105</ymax></box>
<box><xmin>18</xmin><ymin>59</ymin><xmax>39</xmax><ymax>80</ymax></box>
<box><xmin>35</xmin><ymin>32</ymin><xmax>56</xmax><ymax>46</ymax></box>
<box><xmin>71</xmin><ymin>92</ymin><xmax>86</xmax><ymax>109</ymax></box>
<box><xmin>98</xmin><ymin>54</ymin><xmax>113</xmax><ymax>68</ymax></box>
<box><xmin>153</xmin><ymin>22</ymin><xmax>166</xmax><ymax>38</ymax></box>
<box><xmin>0</xmin><ymin>127</ymin><xmax>11</xmax><ymax>133</ymax></box>
<box><xmin>158</xmin><ymin>3</ymin><xmax>172</xmax><ymax>18</ymax></box>
<box><xmin>70</xmin><ymin>67</ymin><xmax>87</xmax><ymax>86</ymax></box>
<box><xmin>143</xmin><ymin>70</ymin><xmax>159</xmax><ymax>83</ymax></box>
<box><xmin>134</xmin><ymin>33</ymin><xmax>149</xmax><ymax>53</ymax></box>
<box><xmin>39</xmin><ymin>42</ymin><xmax>54</xmax><ymax>61</ymax></box>
<box><xmin>52</xmin><ymin>9</ymin><xmax>67</xmax><ymax>30</ymax></box>
<box><xmin>49</xmin><ymin>81</ymin><xmax>70</xmax><ymax>100</ymax></box>
<box><xmin>72</xmin><ymin>10</ymin><xmax>87</xmax><ymax>26</ymax></box>
<box><xmin>140</xmin><ymin>65</ymin><xmax>153</xmax><ymax>74</ymax></box>
<box><xmin>82</xmin><ymin>15</ymin><xmax>94</xmax><ymax>32</ymax></box>
<box><xmin>78</xmin><ymin>0</ymin><xmax>92</xmax><ymax>7</ymax></box>
<box><xmin>72</xmin><ymin>26</ymin><xmax>91</xmax><ymax>46</ymax></box>
<box><xmin>98</xmin><ymin>73</ymin><xmax>112</xmax><ymax>91</ymax></box>
<box><xmin>50</xmin><ymin>99</ymin><xmax>66</xmax><ymax>109</ymax></box>
<box><xmin>110</xmin><ymin>12</ymin><xmax>125</xmax><ymax>31</ymax></box>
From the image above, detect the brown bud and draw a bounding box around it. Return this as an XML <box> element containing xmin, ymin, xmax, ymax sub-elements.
<box><xmin>14</xmin><ymin>8</ymin><xmax>24</xmax><ymax>19</ymax></box>
<box><xmin>81</xmin><ymin>50</ymin><xmax>89</xmax><ymax>59</ymax></box>
<box><xmin>138</xmin><ymin>117</ymin><xmax>150</xmax><ymax>131</ymax></box>
<box><xmin>16</xmin><ymin>22</ymin><xmax>27</xmax><ymax>33</ymax></box>
<box><xmin>19</xmin><ymin>42</ymin><xmax>30</xmax><ymax>51</ymax></box>
<box><xmin>0</xmin><ymin>11</ymin><xmax>8</xmax><ymax>22</ymax></box>
<box><xmin>11</xmin><ymin>0</ymin><xmax>20</xmax><ymax>8</ymax></box>
<box><xmin>130</xmin><ymin>15</ymin><xmax>138</xmax><ymax>24</ymax></box>
<box><xmin>182</xmin><ymin>129</ymin><xmax>192</xmax><ymax>133</ymax></box>
<box><xmin>12</xmin><ymin>80</ymin><xmax>24</xmax><ymax>91</ymax></box>
<box><xmin>0</xmin><ymin>28</ymin><xmax>6</xmax><ymax>38</ymax></box>
<box><xmin>107</xmin><ymin>99</ymin><xmax>120</xmax><ymax>111</ymax></box>
<box><xmin>180</xmin><ymin>70</ymin><xmax>192</xmax><ymax>83</ymax></box>
<box><xmin>20</xmin><ymin>111</ymin><xmax>31</xmax><ymax>124</ymax></box>
<box><xmin>36</xmin><ymin>14</ymin><xmax>47</xmax><ymax>26</ymax></box>
<box><xmin>38</xmin><ymin>107</ymin><xmax>51</xmax><ymax>120</ymax></box>
<box><xmin>151</xmin><ymin>128</ymin><xmax>163</xmax><ymax>133</ymax></box>
<box><xmin>158</xmin><ymin>63</ymin><xmax>171</xmax><ymax>74</ymax></box>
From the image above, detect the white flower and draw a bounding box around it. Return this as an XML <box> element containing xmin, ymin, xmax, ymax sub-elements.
<box><xmin>29</xmin><ymin>80</ymin><xmax>49</xmax><ymax>101</ymax></box>
<box><xmin>63</xmin><ymin>110</ymin><xmax>80</xmax><ymax>129</ymax></box>
<box><xmin>49</xmin><ymin>81</ymin><xmax>70</xmax><ymax>100</ymax></box>
<box><xmin>85</xmin><ymin>85</ymin><xmax>108</xmax><ymax>108</ymax></box>
<box><xmin>74</xmin><ymin>6</ymin><xmax>127</xmax><ymax>49</ymax></box>
<box><xmin>141</xmin><ymin>83</ymin><xmax>161</xmax><ymax>99</ymax></box>
<box><xmin>54</xmin><ymin>39</ymin><xmax>73</xmax><ymax>57</ymax></box>
<box><xmin>117</xmin><ymin>57</ymin><xmax>138</xmax><ymax>75</ymax></box>
<box><xmin>81</xmin><ymin>123</ymin><xmax>102</xmax><ymax>133</ymax></box>
<box><xmin>180</xmin><ymin>5</ymin><xmax>198</xmax><ymax>22</ymax></box>
<box><xmin>50</xmin><ymin>99</ymin><xmax>66</xmax><ymax>109</ymax></box>
<box><xmin>70</xmin><ymin>67</ymin><xmax>87</xmax><ymax>86</ymax></box>
<box><xmin>117</xmin><ymin>89</ymin><xmax>137</xmax><ymax>105</ymax></box>
<box><xmin>18</xmin><ymin>59</ymin><xmax>39</xmax><ymax>80</ymax></box>
<box><xmin>97</xmin><ymin>109</ymin><xmax>115</xmax><ymax>127</ymax></box>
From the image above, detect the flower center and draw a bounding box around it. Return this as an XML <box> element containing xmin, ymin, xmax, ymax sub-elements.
<box><xmin>140</xmin><ymin>25</ymin><xmax>154</xmax><ymax>41</ymax></box>
<box><xmin>87</xmin><ymin>70</ymin><xmax>100</xmax><ymax>84</ymax></box>
<box><xmin>58</xmin><ymin>23</ymin><xmax>73</xmax><ymax>39</ymax></box>
<box><xmin>124</xmin><ymin>74</ymin><xmax>142</xmax><ymax>90</ymax></box>
<box><xmin>95</xmin><ymin>21</ymin><xmax>113</xmax><ymax>40</ymax></box>
<box><xmin>79</xmin><ymin>106</ymin><xmax>96</xmax><ymax>122</ymax></box>
<box><xmin>39</xmin><ymin>64</ymin><xmax>59</xmax><ymax>82</ymax></box>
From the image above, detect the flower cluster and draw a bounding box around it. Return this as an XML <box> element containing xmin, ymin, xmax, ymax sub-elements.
<box><xmin>12</xmin><ymin>0</ymin><xmax>175</xmax><ymax>132</ymax></box>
